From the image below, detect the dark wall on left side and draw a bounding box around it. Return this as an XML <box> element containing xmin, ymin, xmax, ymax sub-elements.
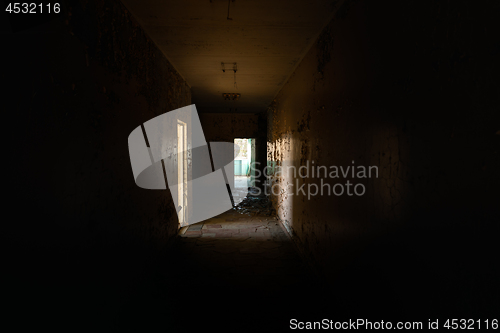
<box><xmin>3</xmin><ymin>1</ymin><xmax>190</xmax><ymax>330</ymax></box>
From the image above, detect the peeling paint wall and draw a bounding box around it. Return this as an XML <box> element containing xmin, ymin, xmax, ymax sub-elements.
<box><xmin>4</xmin><ymin>0</ymin><xmax>191</xmax><ymax>321</ymax></box>
<box><xmin>267</xmin><ymin>0</ymin><xmax>499</xmax><ymax>316</ymax></box>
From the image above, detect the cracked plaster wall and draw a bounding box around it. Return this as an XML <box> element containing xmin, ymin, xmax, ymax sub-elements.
<box><xmin>267</xmin><ymin>0</ymin><xmax>499</xmax><ymax>310</ymax></box>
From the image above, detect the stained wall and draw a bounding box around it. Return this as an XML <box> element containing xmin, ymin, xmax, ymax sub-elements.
<box><xmin>4</xmin><ymin>0</ymin><xmax>191</xmax><ymax>328</ymax></box>
<box><xmin>267</xmin><ymin>0</ymin><xmax>499</xmax><ymax>318</ymax></box>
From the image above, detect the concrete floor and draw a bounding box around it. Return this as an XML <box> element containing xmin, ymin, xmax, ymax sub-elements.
<box><xmin>232</xmin><ymin>176</ymin><xmax>249</xmax><ymax>205</ymax></box>
<box><xmin>161</xmin><ymin>206</ymin><xmax>335</xmax><ymax>332</ymax></box>
<box><xmin>234</xmin><ymin>175</ymin><xmax>249</xmax><ymax>189</ymax></box>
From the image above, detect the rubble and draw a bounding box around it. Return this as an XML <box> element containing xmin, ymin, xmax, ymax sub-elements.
<box><xmin>233</xmin><ymin>187</ymin><xmax>276</xmax><ymax>216</ymax></box>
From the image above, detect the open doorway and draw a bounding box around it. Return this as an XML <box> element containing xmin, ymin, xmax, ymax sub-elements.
<box><xmin>233</xmin><ymin>138</ymin><xmax>255</xmax><ymax>205</ymax></box>
<box><xmin>177</xmin><ymin>120</ymin><xmax>188</xmax><ymax>225</ymax></box>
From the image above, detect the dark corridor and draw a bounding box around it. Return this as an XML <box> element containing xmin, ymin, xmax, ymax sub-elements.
<box><xmin>2</xmin><ymin>0</ymin><xmax>499</xmax><ymax>332</ymax></box>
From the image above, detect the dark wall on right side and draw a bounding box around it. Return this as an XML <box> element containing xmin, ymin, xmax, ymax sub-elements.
<box><xmin>267</xmin><ymin>0</ymin><xmax>499</xmax><ymax>319</ymax></box>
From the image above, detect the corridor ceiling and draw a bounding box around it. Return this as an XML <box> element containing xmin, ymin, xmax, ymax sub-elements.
<box><xmin>121</xmin><ymin>0</ymin><xmax>344</xmax><ymax>113</ymax></box>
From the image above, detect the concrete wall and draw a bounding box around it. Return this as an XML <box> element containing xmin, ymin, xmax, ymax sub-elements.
<box><xmin>4</xmin><ymin>0</ymin><xmax>190</xmax><ymax>328</ymax></box>
<box><xmin>267</xmin><ymin>0</ymin><xmax>499</xmax><ymax>318</ymax></box>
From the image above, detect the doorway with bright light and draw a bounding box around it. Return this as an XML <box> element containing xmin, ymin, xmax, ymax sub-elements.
<box><xmin>233</xmin><ymin>138</ymin><xmax>255</xmax><ymax>205</ymax></box>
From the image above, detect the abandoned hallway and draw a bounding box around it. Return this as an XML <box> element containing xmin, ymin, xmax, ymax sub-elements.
<box><xmin>3</xmin><ymin>0</ymin><xmax>500</xmax><ymax>331</ymax></box>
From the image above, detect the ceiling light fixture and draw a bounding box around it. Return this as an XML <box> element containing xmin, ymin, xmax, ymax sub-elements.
<box><xmin>233</xmin><ymin>63</ymin><xmax>237</xmax><ymax>88</ymax></box>
<box><xmin>223</xmin><ymin>92</ymin><xmax>240</xmax><ymax>113</ymax></box>
<box><xmin>227</xmin><ymin>0</ymin><xmax>235</xmax><ymax>20</ymax></box>
<box><xmin>221</xmin><ymin>62</ymin><xmax>238</xmax><ymax>88</ymax></box>
<box><xmin>222</xmin><ymin>93</ymin><xmax>240</xmax><ymax>101</ymax></box>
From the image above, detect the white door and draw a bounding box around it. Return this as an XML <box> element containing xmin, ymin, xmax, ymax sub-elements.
<box><xmin>177</xmin><ymin>120</ymin><xmax>187</xmax><ymax>225</ymax></box>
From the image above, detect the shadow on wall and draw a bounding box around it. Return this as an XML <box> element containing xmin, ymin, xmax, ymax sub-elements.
<box><xmin>4</xmin><ymin>1</ymin><xmax>192</xmax><ymax>329</ymax></box>
<box><xmin>329</xmin><ymin>206</ymin><xmax>500</xmax><ymax>320</ymax></box>
<box><xmin>266</xmin><ymin>0</ymin><xmax>500</xmax><ymax>320</ymax></box>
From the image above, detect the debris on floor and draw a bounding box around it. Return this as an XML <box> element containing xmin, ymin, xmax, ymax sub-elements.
<box><xmin>233</xmin><ymin>187</ymin><xmax>276</xmax><ymax>216</ymax></box>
